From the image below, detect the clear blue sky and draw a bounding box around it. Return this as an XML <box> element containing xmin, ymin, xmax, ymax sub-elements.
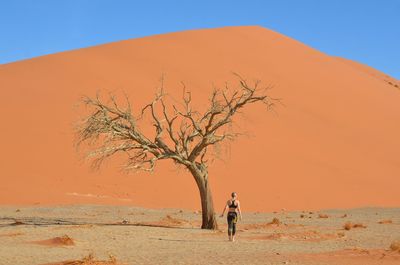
<box><xmin>1</xmin><ymin>0</ymin><xmax>399</xmax><ymax>78</ymax></box>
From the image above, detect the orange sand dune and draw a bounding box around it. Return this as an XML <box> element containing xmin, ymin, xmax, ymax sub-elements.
<box><xmin>0</xmin><ymin>26</ymin><xmax>399</xmax><ymax>211</ymax></box>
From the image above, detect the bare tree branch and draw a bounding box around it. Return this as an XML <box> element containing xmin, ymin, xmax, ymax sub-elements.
<box><xmin>75</xmin><ymin>75</ymin><xmax>279</xmax><ymax>173</ymax></box>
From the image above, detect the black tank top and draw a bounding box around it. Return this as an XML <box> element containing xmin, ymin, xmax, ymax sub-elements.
<box><xmin>229</xmin><ymin>199</ymin><xmax>237</xmax><ymax>209</ymax></box>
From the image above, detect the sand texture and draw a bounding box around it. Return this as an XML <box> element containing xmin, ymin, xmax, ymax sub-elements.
<box><xmin>1</xmin><ymin>206</ymin><xmax>400</xmax><ymax>265</ymax></box>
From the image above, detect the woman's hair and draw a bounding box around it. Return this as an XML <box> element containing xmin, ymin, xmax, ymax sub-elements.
<box><xmin>231</xmin><ymin>192</ymin><xmax>237</xmax><ymax>198</ymax></box>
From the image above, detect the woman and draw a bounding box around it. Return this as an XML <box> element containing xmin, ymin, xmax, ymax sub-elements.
<box><xmin>220</xmin><ymin>192</ymin><xmax>242</xmax><ymax>242</ymax></box>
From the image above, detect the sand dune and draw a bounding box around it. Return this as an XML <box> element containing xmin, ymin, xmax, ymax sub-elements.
<box><xmin>0</xmin><ymin>26</ymin><xmax>399</xmax><ymax>211</ymax></box>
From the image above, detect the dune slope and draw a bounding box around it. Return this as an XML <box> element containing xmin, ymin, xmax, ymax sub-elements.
<box><xmin>0</xmin><ymin>26</ymin><xmax>399</xmax><ymax>211</ymax></box>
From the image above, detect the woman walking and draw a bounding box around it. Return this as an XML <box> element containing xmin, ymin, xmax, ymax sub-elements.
<box><xmin>220</xmin><ymin>192</ymin><xmax>242</xmax><ymax>242</ymax></box>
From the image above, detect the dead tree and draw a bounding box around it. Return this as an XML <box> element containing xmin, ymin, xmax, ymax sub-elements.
<box><xmin>75</xmin><ymin>74</ymin><xmax>278</xmax><ymax>229</ymax></box>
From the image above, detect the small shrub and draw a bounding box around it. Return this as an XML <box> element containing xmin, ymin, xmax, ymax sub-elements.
<box><xmin>57</xmin><ymin>235</ymin><xmax>74</xmax><ymax>246</ymax></box>
<box><xmin>67</xmin><ymin>253</ymin><xmax>120</xmax><ymax>264</ymax></box>
<box><xmin>269</xmin><ymin>217</ymin><xmax>281</xmax><ymax>225</ymax></box>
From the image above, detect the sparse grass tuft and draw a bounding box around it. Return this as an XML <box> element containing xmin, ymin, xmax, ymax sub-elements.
<box><xmin>58</xmin><ymin>235</ymin><xmax>74</xmax><ymax>246</ymax></box>
<box><xmin>59</xmin><ymin>253</ymin><xmax>121</xmax><ymax>264</ymax></box>
<box><xmin>347</xmin><ymin>247</ymin><xmax>370</xmax><ymax>254</ymax></box>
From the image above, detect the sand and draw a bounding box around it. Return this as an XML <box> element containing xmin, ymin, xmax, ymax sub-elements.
<box><xmin>0</xmin><ymin>26</ymin><xmax>399</xmax><ymax>212</ymax></box>
<box><xmin>0</xmin><ymin>205</ymin><xmax>399</xmax><ymax>265</ymax></box>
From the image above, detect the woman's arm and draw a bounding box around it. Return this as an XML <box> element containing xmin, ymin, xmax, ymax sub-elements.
<box><xmin>220</xmin><ymin>201</ymin><xmax>228</xmax><ymax>217</ymax></box>
<box><xmin>237</xmin><ymin>201</ymin><xmax>243</xmax><ymax>220</ymax></box>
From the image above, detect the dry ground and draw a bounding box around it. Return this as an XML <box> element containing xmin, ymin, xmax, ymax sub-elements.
<box><xmin>0</xmin><ymin>206</ymin><xmax>399</xmax><ymax>265</ymax></box>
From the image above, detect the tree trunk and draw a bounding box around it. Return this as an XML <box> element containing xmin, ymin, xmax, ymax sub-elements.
<box><xmin>188</xmin><ymin>165</ymin><xmax>218</xmax><ymax>230</ymax></box>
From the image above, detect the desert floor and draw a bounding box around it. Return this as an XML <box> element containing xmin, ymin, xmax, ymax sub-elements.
<box><xmin>0</xmin><ymin>206</ymin><xmax>399</xmax><ymax>265</ymax></box>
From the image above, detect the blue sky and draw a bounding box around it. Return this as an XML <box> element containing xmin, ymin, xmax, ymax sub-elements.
<box><xmin>1</xmin><ymin>0</ymin><xmax>399</xmax><ymax>78</ymax></box>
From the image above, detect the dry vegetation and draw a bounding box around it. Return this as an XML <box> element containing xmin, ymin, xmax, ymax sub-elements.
<box><xmin>54</xmin><ymin>235</ymin><xmax>75</xmax><ymax>246</ymax></box>
<box><xmin>269</xmin><ymin>217</ymin><xmax>281</xmax><ymax>225</ymax></box>
<box><xmin>33</xmin><ymin>235</ymin><xmax>75</xmax><ymax>247</ymax></box>
<box><xmin>43</xmin><ymin>253</ymin><xmax>121</xmax><ymax>265</ymax></box>
<box><xmin>247</xmin><ymin>230</ymin><xmax>345</xmax><ymax>242</ymax></box>
<box><xmin>318</xmin><ymin>214</ymin><xmax>329</xmax><ymax>218</ymax></box>
<box><xmin>343</xmin><ymin>222</ymin><xmax>367</xmax><ymax>230</ymax></box>
<box><xmin>345</xmin><ymin>247</ymin><xmax>371</xmax><ymax>254</ymax></box>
